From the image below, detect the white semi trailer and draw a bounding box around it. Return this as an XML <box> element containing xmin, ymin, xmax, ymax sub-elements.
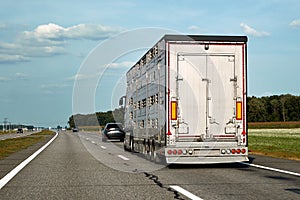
<box><xmin>122</xmin><ymin>35</ymin><xmax>248</xmax><ymax>164</ymax></box>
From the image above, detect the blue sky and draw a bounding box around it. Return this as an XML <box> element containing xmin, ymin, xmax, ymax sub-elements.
<box><xmin>0</xmin><ymin>0</ymin><xmax>299</xmax><ymax>127</ymax></box>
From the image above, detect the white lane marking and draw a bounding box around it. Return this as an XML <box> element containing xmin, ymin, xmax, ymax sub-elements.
<box><xmin>100</xmin><ymin>146</ymin><xmax>107</xmax><ymax>149</ymax></box>
<box><xmin>0</xmin><ymin>132</ymin><xmax>59</xmax><ymax>190</ymax></box>
<box><xmin>169</xmin><ymin>185</ymin><xmax>203</xmax><ymax>200</ymax></box>
<box><xmin>118</xmin><ymin>155</ymin><xmax>130</xmax><ymax>161</ymax></box>
<box><xmin>241</xmin><ymin>162</ymin><xmax>300</xmax><ymax>177</ymax></box>
<box><xmin>91</xmin><ymin>141</ymin><xmax>96</xmax><ymax>144</ymax></box>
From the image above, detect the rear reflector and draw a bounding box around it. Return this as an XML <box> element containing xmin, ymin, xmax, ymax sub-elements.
<box><xmin>236</xmin><ymin>101</ymin><xmax>242</xmax><ymax>120</ymax></box>
<box><xmin>171</xmin><ymin>101</ymin><xmax>177</xmax><ymax>120</ymax></box>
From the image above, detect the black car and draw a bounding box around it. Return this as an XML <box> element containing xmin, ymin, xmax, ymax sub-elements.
<box><xmin>72</xmin><ymin>127</ymin><xmax>79</xmax><ymax>132</ymax></box>
<box><xmin>17</xmin><ymin>128</ymin><xmax>23</xmax><ymax>134</ymax></box>
<box><xmin>102</xmin><ymin>123</ymin><xmax>125</xmax><ymax>142</ymax></box>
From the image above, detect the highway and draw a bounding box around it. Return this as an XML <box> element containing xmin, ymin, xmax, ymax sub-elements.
<box><xmin>0</xmin><ymin>131</ymin><xmax>36</xmax><ymax>141</ymax></box>
<box><xmin>0</xmin><ymin>131</ymin><xmax>299</xmax><ymax>199</ymax></box>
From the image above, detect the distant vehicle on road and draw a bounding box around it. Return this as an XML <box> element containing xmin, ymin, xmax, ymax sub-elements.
<box><xmin>17</xmin><ymin>128</ymin><xmax>23</xmax><ymax>134</ymax></box>
<box><xmin>102</xmin><ymin>123</ymin><xmax>125</xmax><ymax>142</ymax></box>
<box><xmin>72</xmin><ymin>127</ymin><xmax>79</xmax><ymax>132</ymax></box>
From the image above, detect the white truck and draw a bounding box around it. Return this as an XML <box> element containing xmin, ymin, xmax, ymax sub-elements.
<box><xmin>122</xmin><ymin>35</ymin><xmax>248</xmax><ymax>164</ymax></box>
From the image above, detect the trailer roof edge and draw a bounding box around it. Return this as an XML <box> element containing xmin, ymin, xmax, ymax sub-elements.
<box><xmin>162</xmin><ymin>34</ymin><xmax>248</xmax><ymax>43</ymax></box>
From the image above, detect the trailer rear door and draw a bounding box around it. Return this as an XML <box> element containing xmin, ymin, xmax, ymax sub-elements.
<box><xmin>176</xmin><ymin>53</ymin><xmax>238</xmax><ymax>139</ymax></box>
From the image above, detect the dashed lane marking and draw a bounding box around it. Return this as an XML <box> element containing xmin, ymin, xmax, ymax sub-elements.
<box><xmin>169</xmin><ymin>185</ymin><xmax>203</xmax><ymax>200</ymax></box>
<box><xmin>118</xmin><ymin>155</ymin><xmax>130</xmax><ymax>161</ymax></box>
<box><xmin>100</xmin><ymin>146</ymin><xmax>107</xmax><ymax>149</ymax></box>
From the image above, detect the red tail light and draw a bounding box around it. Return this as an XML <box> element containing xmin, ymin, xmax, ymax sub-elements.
<box><xmin>241</xmin><ymin>149</ymin><xmax>246</xmax><ymax>154</ymax></box>
<box><xmin>178</xmin><ymin>149</ymin><xmax>183</xmax><ymax>155</ymax></box>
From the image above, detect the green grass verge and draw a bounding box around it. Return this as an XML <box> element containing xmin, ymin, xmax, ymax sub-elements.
<box><xmin>0</xmin><ymin>130</ymin><xmax>55</xmax><ymax>160</ymax></box>
<box><xmin>0</xmin><ymin>131</ymin><xmax>13</xmax><ymax>135</ymax></box>
<box><xmin>248</xmin><ymin>129</ymin><xmax>300</xmax><ymax>161</ymax></box>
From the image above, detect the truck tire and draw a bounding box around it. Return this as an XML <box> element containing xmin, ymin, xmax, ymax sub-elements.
<box><xmin>123</xmin><ymin>139</ymin><xmax>128</xmax><ymax>151</ymax></box>
<box><xmin>130</xmin><ymin>137</ymin><xmax>134</xmax><ymax>152</ymax></box>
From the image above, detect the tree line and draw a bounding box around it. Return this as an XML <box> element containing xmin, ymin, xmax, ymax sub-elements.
<box><xmin>68</xmin><ymin>94</ymin><xmax>300</xmax><ymax>128</ymax></box>
<box><xmin>68</xmin><ymin>107</ymin><xmax>124</xmax><ymax>128</ymax></box>
<box><xmin>247</xmin><ymin>94</ymin><xmax>300</xmax><ymax>122</ymax></box>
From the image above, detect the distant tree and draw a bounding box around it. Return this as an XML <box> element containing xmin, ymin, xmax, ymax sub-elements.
<box><xmin>96</xmin><ymin>111</ymin><xmax>115</xmax><ymax>126</ymax></box>
<box><xmin>284</xmin><ymin>94</ymin><xmax>300</xmax><ymax>121</ymax></box>
<box><xmin>247</xmin><ymin>97</ymin><xmax>268</xmax><ymax>122</ymax></box>
<box><xmin>269</xmin><ymin>98</ymin><xmax>281</xmax><ymax>121</ymax></box>
<box><xmin>113</xmin><ymin>107</ymin><xmax>125</xmax><ymax>124</ymax></box>
<box><xmin>68</xmin><ymin>115</ymin><xmax>75</xmax><ymax>128</ymax></box>
<box><xmin>247</xmin><ymin>94</ymin><xmax>300</xmax><ymax>122</ymax></box>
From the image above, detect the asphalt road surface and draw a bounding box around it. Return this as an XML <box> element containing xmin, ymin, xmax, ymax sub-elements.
<box><xmin>0</xmin><ymin>131</ymin><xmax>36</xmax><ymax>141</ymax></box>
<box><xmin>0</xmin><ymin>131</ymin><xmax>299</xmax><ymax>200</ymax></box>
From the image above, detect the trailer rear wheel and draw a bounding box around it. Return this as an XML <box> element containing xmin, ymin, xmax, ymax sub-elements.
<box><xmin>150</xmin><ymin>144</ymin><xmax>155</xmax><ymax>162</ymax></box>
<box><xmin>151</xmin><ymin>144</ymin><xmax>165</xmax><ymax>164</ymax></box>
<box><xmin>144</xmin><ymin>140</ymin><xmax>151</xmax><ymax>160</ymax></box>
<box><xmin>123</xmin><ymin>139</ymin><xmax>127</xmax><ymax>151</ymax></box>
<box><xmin>142</xmin><ymin>141</ymin><xmax>147</xmax><ymax>158</ymax></box>
<box><xmin>130</xmin><ymin>137</ymin><xmax>134</xmax><ymax>152</ymax></box>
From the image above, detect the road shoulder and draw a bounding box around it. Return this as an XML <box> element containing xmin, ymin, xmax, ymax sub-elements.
<box><xmin>0</xmin><ymin>133</ymin><xmax>56</xmax><ymax>179</ymax></box>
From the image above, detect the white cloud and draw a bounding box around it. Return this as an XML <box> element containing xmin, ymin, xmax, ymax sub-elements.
<box><xmin>0</xmin><ymin>54</ymin><xmax>29</xmax><ymax>63</ymax></box>
<box><xmin>187</xmin><ymin>25</ymin><xmax>204</xmax><ymax>33</ymax></box>
<box><xmin>0</xmin><ymin>23</ymin><xmax>6</xmax><ymax>29</ymax></box>
<box><xmin>67</xmin><ymin>61</ymin><xmax>133</xmax><ymax>81</ymax></box>
<box><xmin>21</xmin><ymin>23</ymin><xmax>123</xmax><ymax>43</ymax></box>
<box><xmin>0</xmin><ymin>41</ymin><xmax>65</xmax><ymax>62</ymax></box>
<box><xmin>40</xmin><ymin>83</ymin><xmax>70</xmax><ymax>95</ymax></box>
<box><xmin>67</xmin><ymin>73</ymin><xmax>96</xmax><ymax>81</ymax></box>
<box><xmin>240</xmin><ymin>23</ymin><xmax>270</xmax><ymax>37</ymax></box>
<box><xmin>289</xmin><ymin>19</ymin><xmax>300</xmax><ymax>27</ymax></box>
<box><xmin>40</xmin><ymin>83</ymin><xmax>70</xmax><ymax>89</ymax></box>
<box><xmin>107</xmin><ymin>61</ymin><xmax>134</xmax><ymax>69</ymax></box>
<box><xmin>0</xmin><ymin>77</ymin><xmax>11</xmax><ymax>82</ymax></box>
<box><xmin>0</xmin><ymin>23</ymin><xmax>123</xmax><ymax>64</ymax></box>
<box><xmin>64</xmin><ymin>24</ymin><xmax>123</xmax><ymax>40</ymax></box>
<box><xmin>22</xmin><ymin>23</ymin><xmax>64</xmax><ymax>42</ymax></box>
<box><xmin>15</xmin><ymin>72</ymin><xmax>28</xmax><ymax>80</ymax></box>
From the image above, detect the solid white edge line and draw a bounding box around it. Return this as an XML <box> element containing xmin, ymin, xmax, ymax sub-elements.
<box><xmin>117</xmin><ymin>155</ymin><xmax>130</xmax><ymax>161</ymax></box>
<box><xmin>240</xmin><ymin>162</ymin><xmax>300</xmax><ymax>177</ymax></box>
<box><xmin>169</xmin><ymin>185</ymin><xmax>203</xmax><ymax>200</ymax></box>
<box><xmin>0</xmin><ymin>132</ymin><xmax>59</xmax><ymax>190</ymax></box>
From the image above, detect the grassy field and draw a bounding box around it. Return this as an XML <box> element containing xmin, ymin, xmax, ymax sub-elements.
<box><xmin>0</xmin><ymin>131</ymin><xmax>16</xmax><ymax>135</ymax></box>
<box><xmin>0</xmin><ymin>130</ymin><xmax>55</xmax><ymax>160</ymax></box>
<box><xmin>248</xmin><ymin>128</ymin><xmax>300</xmax><ymax>161</ymax></box>
<box><xmin>77</xmin><ymin>126</ymin><xmax>103</xmax><ymax>132</ymax></box>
